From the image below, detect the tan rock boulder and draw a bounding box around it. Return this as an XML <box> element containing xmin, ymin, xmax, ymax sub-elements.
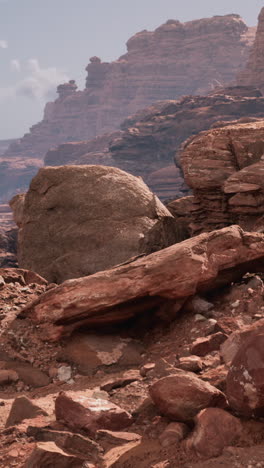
<box><xmin>21</xmin><ymin>226</ymin><xmax>264</xmax><ymax>340</ymax></box>
<box><xmin>149</xmin><ymin>371</ymin><xmax>227</xmax><ymax>422</ymax></box>
<box><xmin>18</xmin><ymin>165</ymin><xmax>178</xmax><ymax>283</ymax></box>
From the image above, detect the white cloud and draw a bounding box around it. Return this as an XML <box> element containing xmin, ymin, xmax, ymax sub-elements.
<box><xmin>10</xmin><ymin>59</ymin><xmax>20</xmax><ymax>72</ymax></box>
<box><xmin>0</xmin><ymin>40</ymin><xmax>8</xmax><ymax>49</ymax></box>
<box><xmin>15</xmin><ymin>58</ymin><xmax>69</xmax><ymax>101</ymax></box>
<box><xmin>0</xmin><ymin>58</ymin><xmax>69</xmax><ymax>103</ymax></box>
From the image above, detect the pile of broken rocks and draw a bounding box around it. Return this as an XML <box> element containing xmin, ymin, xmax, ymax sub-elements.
<box><xmin>0</xmin><ymin>228</ymin><xmax>264</xmax><ymax>467</ymax></box>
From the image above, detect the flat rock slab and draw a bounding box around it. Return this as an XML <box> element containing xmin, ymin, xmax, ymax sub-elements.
<box><xmin>20</xmin><ymin>226</ymin><xmax>264</xmax><ymax>340</ymax></box>
<box><xmin>5</xmin><ymin>396</ymin><xmax>48</xmax><ymax>428</ymax></box>
<box><xmin>23</xmin><ymin>441</ymin><xmax>89</xmax><ymax>468</ymax></box>
<box><xmin>55</xmin><ymin>392</ymin><xmax>133</xmax><ymax>435</ymax></box>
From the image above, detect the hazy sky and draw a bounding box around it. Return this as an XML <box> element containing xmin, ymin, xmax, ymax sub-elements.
<box><xmin>0</xmin><ymin>0</ymin><xmax>262</xmax><ymax>139</ymax></box>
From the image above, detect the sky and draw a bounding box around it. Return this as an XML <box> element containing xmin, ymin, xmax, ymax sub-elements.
<box><xmin>0</xmin><ymin>0</ymin><xmax>263</xmax><ymax>140</ymax></box>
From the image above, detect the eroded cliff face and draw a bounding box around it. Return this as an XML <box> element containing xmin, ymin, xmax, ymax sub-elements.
<box><xmin>169</xmin><ymin>120</ymin><xmax>264</xmax><ymax>235</ymax></box>
<box><xmin>45</xmin><ymin>88</ymin><xmax>264</xmax><ymax>201</ymax></box>
<box><xmin>238</xmin><ymin>8</ymin><xmax>264</xmax><ymax>92</ymax></box>
<box><xmin>3</xmin><ymin>15</ymin><xmax>254</xmax><ymax>166</ymax></box>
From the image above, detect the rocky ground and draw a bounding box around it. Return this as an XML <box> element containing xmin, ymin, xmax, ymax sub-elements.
<box><xmin>0</xmin><ymin>247</ymin><xmax>264</xmax><ymax>467</ymax></box>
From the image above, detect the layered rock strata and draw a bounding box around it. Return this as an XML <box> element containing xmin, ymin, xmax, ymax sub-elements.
<box><xmin>44</xmin><ymin>88</ymin><xmax>264</xmax><ymax>201</ymax></box>
<box><xmin>238</xmin><ymin>8</ymin><xmax>264</xmax><ymax>92</ymax></box>
<box><xmin>171</xmin><ymin>120</ymin><xmax>264</xmax><ymax>235</ymax></box>
<box><xmin>1</xmin><ymin>15</ymin><xmax>255</xmax><ymax>202</ymax></box>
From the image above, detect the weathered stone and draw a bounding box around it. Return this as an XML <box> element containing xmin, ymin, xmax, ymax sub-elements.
<box><xmin>0</xmin><ymin>369</ymin><xmax>18</xmax><ymax>385</ymax></box>
<box><xmin>5</xmin><ymin>396</ymin><xmax>48</xmax><ymax>428</ymax></box>
<box><xmin>4</xmin><ymin>362</ymin><xmax>50</xmax><ymax>388</ymax></box>
<box><xmin>100</xmin><ymin>370</ymin><xmax>141</xmax><ymax>392</ymax></box>
<box><xmin>27</xmin><ymin>426</ymin><xmax>103</xmax><ymax>462</ymax></box>
<box><xmin>18</xmin><ymin>165</ymin><xmax>178</xmax><ymax>283</ymax></box>
<box><xmin>177</xmin><ymin>356</ymin><xmax>203</xmax><ymax>373</ymax></box>
<box><xmin>200</xmin><ymin>365</ymin><xmax>228</xmax><ymax>392</ymax></box>
<box><xmin>226</xmin><ymin>332</ymin><xmax>264</xmax><ymax>417</ymax></box>
<box><xmin>21</xmin><ymin>226</ymin><xmax>264</xmax><ymax>341</ymax></box>
<box><xmin>180</xmin><ymin>120</ymin><xmax>264</xmax><ymax>235</ymax></box>
<box><xmin>187</xmin><ymin>408</ymin><xmax>242</xmax><ymax>457</ymax></box>
<box><xmin>95</xmin><ymin>429</ymin><xmax>141</xmax><ymax>451</ymax></box>
<box><xmin>55</xmin><ymin>392</ymin><xmax>132</xmax><ymax>434</ymax></box>
<box><xmin>220</xmin><ymin>318</ymin><xmax>264</xmax><ymax>365</ymax></box>
<box><xmin>59</xmin><ymin>333</ymin><xmax>143</xmax><ymax>374</ymax></box>
<box><xmin>191</xmin><ymin>333</ymin><xmax>228</xmax><ymax>357</ymax></box>
<box><xmin>159</xmin><ymin>422</ymin><xmax>189</xmax><ymax>447</ymax></box>
<box><xmin>149</xmin><ymin>371</ymin><xmax>227</xmax><ymax>422</ymax></box>
<box><xmin>23</xmin><ymin>442</ymin><xmax>88</xmax><ymax>468</ymax></box>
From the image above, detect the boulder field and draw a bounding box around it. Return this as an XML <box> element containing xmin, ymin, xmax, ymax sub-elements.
<box><xmin>0</xmin><ymin>230</ymin><xmax>264</xmax><ymax>466</ymax></box>
<box><xmin>0</xmin><ymin>162</ymin><xmax>264</xmax><ymax>466</ymax></box>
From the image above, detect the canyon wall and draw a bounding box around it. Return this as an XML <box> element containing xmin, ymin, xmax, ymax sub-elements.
<box><xmin>3</xmin><ymin>14</ymin><xmax>254</xmax><ymax>166</ymax></box>
<box><xmin>238</xmin><ymin>8</ymin><xmax>264</xmax><ymax>92</ymax></box>
<box><xmin>45</xmin><ymin>88</ymin><xmax>264</xmax><ymax>201</ymax></box>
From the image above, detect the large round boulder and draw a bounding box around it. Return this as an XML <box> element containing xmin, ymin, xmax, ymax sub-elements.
<box><xmin>18</xmin><ymin>165</ymin><xmax>178</xmax><ymax>283</ymax></box>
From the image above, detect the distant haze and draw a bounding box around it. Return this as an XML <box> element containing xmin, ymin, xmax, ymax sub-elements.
<box><xmin>0</xmin><ymin>0</ymin><xmax>262</xmax><ymax>139</ymax></box>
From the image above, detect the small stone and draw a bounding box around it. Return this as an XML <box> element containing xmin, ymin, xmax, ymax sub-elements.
<box><xmin>140</xmin><ymin>363</ymin><xmax>155</xmax><ymax>377</ymax></box>
<box><xmin>57</xmin><ymin>366</ymin><xmax>72</xmax><ymax>382</ymax></box>
<box><xmin>159</xmin><ymin>422</ymin><xmax>189</xmax><ymax>447</ymax></box>
<box><xmin>92</xmin><ymin>390</ymin><xmax>109</xmax><ymax>400</ymax></box>
<box><xmin>191</xmin><ymin>332</ymin><xmax>227</xmax><ymax>357</ymax></box>
<box><xmin>0</xmin><ymin>275</ymin><xmax>5</xmax><ymax>288</ymax></box>
<box><xmin>0</xmin><ymin>369</ymin><xmax>19</xmax><ymax>385</ymax></box>
<box><xmin>194</xmin><ymin>314</ymin><xmax>206</xmax><ymax>322</ymax></box>
<box><xmin>231</xmin><ymin>300</ymin><xmax>240</xmax><ymax>308</ymax></box>
<box><xmin>177</xmin><ymin>356</ymin><xmax>203</xmax><ymax>373</ymax></box>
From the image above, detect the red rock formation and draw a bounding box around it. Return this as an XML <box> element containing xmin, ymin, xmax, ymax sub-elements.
<box><xmin>44</xmin><ymin>89</ymin><xmax>264</xmax><ymax>201</ymax></box>
<box><xmin>174</xmin><ymin>119</ymin><xmax>264</xmax><ymax>235</ymax></box>
<box><xmin>238</xmin><ymin>8</ymin><xmax>264</xmax><ymax>92</ymax></box>
<box><xmin>1</xmin><ymin>15</ymin><xmax>255</xmax><ymax>203</ymax></box>
<box><xmin>20</xmin><ymin>226</ymin><xmax>264</xmax><ymax>340</ymax></box>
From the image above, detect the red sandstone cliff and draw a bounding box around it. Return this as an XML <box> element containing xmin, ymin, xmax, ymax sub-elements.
<box><xmin>238</xmin><ymin>8</ymin><xmax>264</xmax><ymax>92</ymax></box>
<box><xmin>3</xmin><ymin>14</ymin><xmax>254</xmax><ymax>165</ymax></box>
<box><xmin>45</xmin><ymin>88</ymin><xmax>264</xmax><ymax>201</ymax></box>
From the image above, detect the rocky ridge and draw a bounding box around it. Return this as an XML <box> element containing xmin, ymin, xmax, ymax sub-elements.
<box><xmin>45</xmin><ymin>87</ymin><xmax>264</xmax><ymax>201</ymax></box>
